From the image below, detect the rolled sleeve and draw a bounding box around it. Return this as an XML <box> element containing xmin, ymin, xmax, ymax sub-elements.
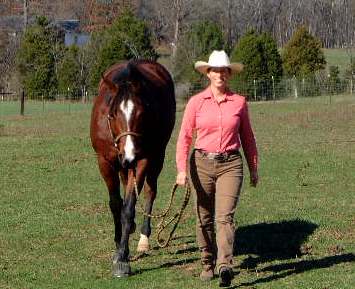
<box><xmin>239</xmin><ymin>101</ymin><xmax>258</xmax><ymax>172</ymax></box>
<box><xmin>176</xmin><ymin>99</ymin><xmax>196</xmax><ymax>172</ymax></box>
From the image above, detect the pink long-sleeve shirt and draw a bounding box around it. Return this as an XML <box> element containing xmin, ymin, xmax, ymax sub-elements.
<box><xmin>176</xmin><ymin>87</ymin><xmax>258</xmax><ymax>173</ymax></box>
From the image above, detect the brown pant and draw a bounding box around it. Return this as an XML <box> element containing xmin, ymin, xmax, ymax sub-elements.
<box><xmin>189</xmin><ymin>149</ymin><xmax>243</xmax><ymax>272</ymax></box>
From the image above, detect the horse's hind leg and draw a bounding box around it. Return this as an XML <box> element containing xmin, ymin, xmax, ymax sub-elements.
<box><xmin>137</xmin><ymin>156</ymin><xmax>163</xmax><ymax>253</ymax></box>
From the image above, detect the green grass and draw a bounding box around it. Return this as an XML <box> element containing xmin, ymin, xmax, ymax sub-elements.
<box><xmin>323</xmin><ymin>48</ymin><xmax>355</xmax><ymax>75</ymax></box>
<box><xmin>0</xmin><ymin>95</ymin><xmax>354</xmax><ymax>289</ymax></box>
<box><xmin>0</xmin><ymin>100</ymin><xmax>92</xmax><ymax>117</ymax></box>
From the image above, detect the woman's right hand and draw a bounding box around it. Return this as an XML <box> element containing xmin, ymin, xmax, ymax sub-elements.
<box><xmin>250</xmin><ymin>169</ymin><xmax>259</xmax><ymax>187</ymax></box>
<box><xmin>176</xmin><ymin>171</ymin><xmax>187</xmax><ymax>186</ymax></box>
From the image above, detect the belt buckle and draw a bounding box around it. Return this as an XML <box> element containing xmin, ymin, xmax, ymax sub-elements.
<box><xmin>206</xmin><ymin>152</ymin><xmax>225</xmax><ymax>161</ymax></box>
<box><xmin>206</xmin><ymin>152</ymin><xmax>218</xmax><ymax>160</ymax></box>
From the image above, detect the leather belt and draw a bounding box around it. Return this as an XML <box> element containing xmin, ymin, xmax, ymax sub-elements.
<box><xmin>195</xmin><ymin>149</ymin><xmax>240</xmax><ymax>161</ymax></box>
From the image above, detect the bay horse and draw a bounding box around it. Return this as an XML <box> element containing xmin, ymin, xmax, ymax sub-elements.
<box><xmin>90</xmin><ymin>59</ymin><xmax>175</xmax><ymax>277</ymax></box>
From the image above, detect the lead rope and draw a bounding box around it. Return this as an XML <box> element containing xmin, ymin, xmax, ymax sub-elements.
<box><xmin>133</xmin><ymin>177</ymin><xmax>191</xmax><ymax>248</ymax></box>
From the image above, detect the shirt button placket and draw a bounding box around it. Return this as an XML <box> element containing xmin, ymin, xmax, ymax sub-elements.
<box><xmin>218</xmin><ymin>107</ymin><xmax>222</xmax><ymax>150</ymax></box>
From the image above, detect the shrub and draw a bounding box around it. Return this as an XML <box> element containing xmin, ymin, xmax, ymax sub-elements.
<box><xmin>230</xmin><ymin>30</ymin><xmax>283</xmax><ymax>100</ymax></box>
<box><xmin>16</xmin><ymin>16</ymin><xmax>58</xmax><ymax>98</ymax></box>
<box><xmin>282</xmin><ymin>26</ymin><xmax>326</xmax><ymax>78</ymax></box>
<box><xmin>57</xmin><ymin>45</ymin><xmax>82</xmax><ymax>98</ymax></box>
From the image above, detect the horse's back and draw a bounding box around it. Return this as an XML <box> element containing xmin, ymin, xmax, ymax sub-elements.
<box><xmin>136</xmin><ymin>61</ymin><xmax>176</xmax><ymax>133</ymax></box>
<box><xmin>138</xmin><ymin>61</ymin><xmax>176</xmax><ymax>145</ymax></box>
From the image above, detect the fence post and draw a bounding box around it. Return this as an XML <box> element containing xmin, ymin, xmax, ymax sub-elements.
<box><xmin>351</xmin><ymin>77</ymin><xmax>353</xmax><ymax>96</ymax></box>
<box><xmin>20</xmin><ymin>90</ymin><xmax>25</xmax><ymax>115</ymax></box>
<box><xmin>253</xmin><ymin>79</ymin><xmax>257</xmax><ymax>101</ymax></box>
<box><xmin>42</xmin><ymin>94</ymin><xmax>45</xmax><ymax>112</ymax></box>
<box><xmin>67</xmin><ymin>87</ymin><xmax>71</xmax><ymax>113</ymax></box>
<box><xmin>272</xmin><ymin>75</ymin><xmax>275</xmax><ymax>102</ymax></box>
<box><xmin>293</xmin><ymin>76</ymin><xmax>298</xmax><ymax>98</ymax></box>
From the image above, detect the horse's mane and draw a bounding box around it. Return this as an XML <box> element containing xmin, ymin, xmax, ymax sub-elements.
<box><xmin>108</xmin><ymin>59</ymin><xmax>148</xmax><ymax>116</ymax></box>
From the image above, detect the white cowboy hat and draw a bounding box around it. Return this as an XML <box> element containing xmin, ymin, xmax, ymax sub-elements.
<box><xmin>194</xmin><ymin>50</ymin><xmax>244</xmax><ymax>74</ymax></box>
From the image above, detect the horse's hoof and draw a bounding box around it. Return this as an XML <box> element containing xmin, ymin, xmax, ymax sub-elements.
<box><xmin>112</xmin><ymin>261</ymin><xmax>131</xmax><ymax>278</ymax></box>
<box><xmin>137</xmin><ymin>234</ymin><xmax>150</xmax><ymax>253</ymax></box>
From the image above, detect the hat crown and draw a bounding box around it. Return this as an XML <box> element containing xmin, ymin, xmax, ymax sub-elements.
<box><xmin>194</xmin><ymin>50</ymin><xmax>243</xmax><ymax>74</ymax></box>
<box><xmin>207</xmin><ymin>50</ymin><xmax>231</xmax><ymax>67</ymax></box>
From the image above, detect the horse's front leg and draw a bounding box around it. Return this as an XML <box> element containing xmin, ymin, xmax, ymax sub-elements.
<box><xmin>96</xmin><ymin>157</ymin><xmax>123</xmax><ymax>273</ymax></box>
<box><xmin>136</xmin><ymin>175</ymin><xmax>157</xmax><ymax>253</ymax></box>
<box><xmin>115</xmin><ymin>163</ymin><xmax>146</xmax><ymax>277</ymax></box>
<box><xmin>137</xmin><ymin>156</ymin><xmax>163</xmax><ymax>253</ymax></box>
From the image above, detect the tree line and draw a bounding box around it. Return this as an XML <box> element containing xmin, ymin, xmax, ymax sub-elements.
<box><xmin>140</xmin><ymin>0</ymin><xmax>355</xmax><ymax>49</ymax></box>
<box><xmin>13</xmin><ymin>9</ymin><xmax>354</xmax><ymax>101</ymax></box>
<box><xmin>1</xmin><ymin>1</ymin><xmax>355</xmax><ymax>99</ymax></box>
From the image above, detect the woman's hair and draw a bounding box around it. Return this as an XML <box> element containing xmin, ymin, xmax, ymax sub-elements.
<box><xmin>206</xmin><ymin>67</ymin><xmax>232</xmax><ymax>74</ymax></box>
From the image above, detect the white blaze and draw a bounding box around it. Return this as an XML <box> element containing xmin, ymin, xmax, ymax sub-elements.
<box><xmin>120</xmin><ymin>99</ymin><xmax>135</xmax><ymax>162</ymax></box>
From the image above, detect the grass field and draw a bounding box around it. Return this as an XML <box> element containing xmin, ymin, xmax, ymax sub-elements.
<box><xmin>0</xmin><ymin>95</ymin><xmax>354</xmax><ymax>289</ymax></box>
<box><xmin>0</xmin><ymin>100</ymin><xmax>92</xmax><ymax>117</ymax></box>
<box><xmin>323</xmin><ymin>48</ymin><xmax>355</xmax><ymax>75</ymax></box>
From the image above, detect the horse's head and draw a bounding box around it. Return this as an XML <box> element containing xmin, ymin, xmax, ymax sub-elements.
<box><xmin>103</xmin><ymin>66</ymin><xmax>149</xmax><ymax>168</ymax></box>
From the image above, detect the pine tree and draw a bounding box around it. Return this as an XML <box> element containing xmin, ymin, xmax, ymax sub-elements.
<box><xmin>57</xmin><ymin>45</ymin><xmax>81</xmax><ymax>98</ymax></box>
<box><xmin>230</xmin><ymin>30</ymin><xmax>283</xmax><ymax>100</ymax></box>
<box><xmin>282</xmin><ymin>26</ymin><xmax>326</xmax><ymax>78</ymax></box>
<box><xmin>16</xmin><ymin>16</ymin><xmax>58</xmax><ymax>98</ymax></box>
<box><xmin>89</xmin><ymin>9</ymin><xmax>158</xmax><ymax>91</ymax></box>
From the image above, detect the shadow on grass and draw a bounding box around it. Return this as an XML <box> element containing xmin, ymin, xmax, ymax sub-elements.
<box><xmin>234</xmin><ymin>218</ymin><xmax>318</xmax><ymax>267</ymax></box>
<box><xmin>231</xmin><ymin>219</ymin><xmax>355</xmax><ymax>288</ymax></box>
<box><xmin>132</xmin><ymin>234</ymin><xmax>199</xmax><ymax>275</ymax></box>
<box><xmin>234</xmin><ymin>253</ymin><xmax>355</xmax><ymax>288</ymax></box>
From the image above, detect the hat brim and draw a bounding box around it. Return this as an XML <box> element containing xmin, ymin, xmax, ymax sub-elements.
<box><xmin>194</xmin><ymin>61</ymin><xmax>244</xmax><ymax>74</ymax></box>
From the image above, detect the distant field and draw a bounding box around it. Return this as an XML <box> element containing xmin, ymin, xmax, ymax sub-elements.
<box><xmin>0</xmin><ymin>95</ymin><xmax>354</xmax><ymax>289</ymax></box>
<box><xmin>323</xmin><ymin>48</ymin><xmax>355</xmax><ymax>75</ymax></box>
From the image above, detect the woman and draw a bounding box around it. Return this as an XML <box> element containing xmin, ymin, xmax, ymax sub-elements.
<box><xmin>176</xmin><ymin>50</ymin><xmax>258</xmax><ymax>287</ymax></box>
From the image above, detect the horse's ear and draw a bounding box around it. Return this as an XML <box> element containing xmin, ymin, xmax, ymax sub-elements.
<box><xmin>101</xmin><ymin>74</ymin><xmax>118</xmax><ymax>93</ymax></box>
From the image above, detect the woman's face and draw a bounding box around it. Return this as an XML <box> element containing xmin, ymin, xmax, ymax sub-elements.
<box><xmin>207</xmin><ymin>67</ymin><xmax>231</xmax><ymax>90</ymax></box>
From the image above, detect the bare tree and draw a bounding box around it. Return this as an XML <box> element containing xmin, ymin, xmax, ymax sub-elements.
<box><xmin>141</xmin><ymin>0</ymin><xmax>200</xmax><ymax>58</ymax></box>
<box><xmin>0</xmin><ymin>34</ymin><xmax>20</xmax><ymax>91</ymax></box>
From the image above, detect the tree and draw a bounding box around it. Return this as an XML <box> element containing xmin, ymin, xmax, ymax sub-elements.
<box><xmin>57</xmin><ymin>44</ymin><xmax>90</xmax><ymax>101</ymax></box>
<box><xmin>282</xmin><ymin>26</ymin><xmax>326</xmax><ymax>78</ymax></box>
<box><xmin>57</xmin><ymin>45</ymin><xmax>82</xmax><ymax>98</ymax></box>
<box><xmin>89</xmin><ymin>9</ymin><xmax>158</xmax><ymax>91</ymax></box>
<box><xmin>0</xmin><ymin>32</ymin><xmax>20</xmax><ymax>91</ymax></box>
<box><xmin>230</xmin><ymin>30</ymin><xmax>283</xmax><ymax>100</ymax></box>
<box><xmin>16</xmin><ymin>16</ymin><xmax>58</xmax><ymax>98</ymax></box>
<box><xmin>327</xmin><ymin>65</ymin><xmax>343</xmax><ymax>94</ymax></box>
<box><xmin>174</xmin><ymin>20</ymin><xmax>224</xmax><ymax>86</ymax></box>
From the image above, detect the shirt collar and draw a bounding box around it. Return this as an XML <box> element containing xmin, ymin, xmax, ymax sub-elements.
<box><xmin>202</xmin><ymin>87</ymin><xmax>234</xmax><ymax>101</ymax></box>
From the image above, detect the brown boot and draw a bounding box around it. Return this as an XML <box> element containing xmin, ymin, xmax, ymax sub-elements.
<box><xmin>199</xmin><ymin>265</ymin><xmax>214</xmax><ymax>281</ymax></box>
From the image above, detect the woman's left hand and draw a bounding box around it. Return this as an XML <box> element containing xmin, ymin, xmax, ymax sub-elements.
<box><xmin>250</xmin><ymin>169</ymin><xmax>258</xmax><ymax>187</ymax></box>
<box><xmin>176</xmin><ymin>171</ymin><xmax>187</xmax><ymax>186</ymax></box>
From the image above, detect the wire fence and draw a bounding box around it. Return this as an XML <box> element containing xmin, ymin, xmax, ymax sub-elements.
<box><xmin>0</xmin><ymin>76</ymin><xmax>355</xmax><ymax>118</ymax></box>
<box><xmin>178</xmin><ymin>76</ymin><xmax>355</xmax><ymax>102</ymax></box>
<box><xmin>0</xmin><ymin>90</ymin><xmax>94</xmax><ymax>117</ymax></box>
